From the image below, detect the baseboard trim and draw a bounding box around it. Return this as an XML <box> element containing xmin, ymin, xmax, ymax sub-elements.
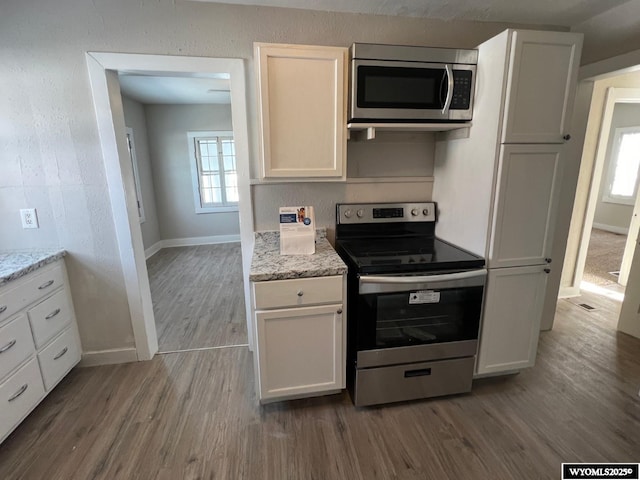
<box><xmin>592</xmin><ymin>223</ymin><xmax>629</xmax><ymax>235</ymax></box>
<box><xmin>162</xmin><ymin>234</ymin><xmax>240</xmax><ymax>248</ymax></box>
<box><xmin>144</xmin><ymin>241</ymin><xmax>163</xmax><ymax>259</ymax></box>
<box><xmin>559</xmin><ymin>286</ymin><xmax>581</xmax><ymax>298</ymax></box>
<box><xmin>144</xmin><ymin>235</ymin><xmax>241</xmax><ymax>259</ymax></box>
<box><xmin>79</xmin><ymin>348</ymin><xmax>139</xmax><ymax>367</ymax></box>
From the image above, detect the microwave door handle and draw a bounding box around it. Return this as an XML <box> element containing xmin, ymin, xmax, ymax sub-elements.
<box><xmin>442</xmin><ymin>64</ymin><xmax>454</xmax><ymax>115</ymax></box>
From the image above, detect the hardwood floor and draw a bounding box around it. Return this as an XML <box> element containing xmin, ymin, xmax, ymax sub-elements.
<box><xmin>146</xmin><ymin>244</ymin><xmax>247</xmax><ymax>352</ymax></box>
<box><xmin>0</xmin><ymin>289</ymin><xmax>638</xmax><ymax>479</ymax></box>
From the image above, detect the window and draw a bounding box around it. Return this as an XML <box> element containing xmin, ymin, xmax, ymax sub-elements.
<box><xmin>603</xmin><ymin>126</ymin><xmax>640</xmax><ymax>205</ymax></box>
<box><xmin>125</xmin><ymin>127</ymin><xmax>145</xmax><ymax>223</ymax></box>
<box><xmin>188</xmin><ymin>131</ymin><xmax>239</xmax><ymax>213</ymax></box>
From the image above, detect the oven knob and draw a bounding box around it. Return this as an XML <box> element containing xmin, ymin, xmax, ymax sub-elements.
<box><xmin>344</xmin><ymin>209</ymin><xmax>352</xmax><ymax>218</ymax></box>
<box><xmin>356</xmin><ymin>209</ymin><xmax>364</xmax><ymax>218</ymax></box>
<box><xmin>423</xmin><ymin>208</ymin><xmax>429</xmax><ymax>216</ymax></box>
<box><xmin>411</xmin><ymin>208</ymin><xmax>419</xmax><ymax>216</ymax></box>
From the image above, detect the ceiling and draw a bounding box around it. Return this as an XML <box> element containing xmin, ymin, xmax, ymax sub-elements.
<box><xmin>118</xmin><ymin>73</ymin><xmax>231</xmax><ymax>104</ymax></box>
<box><xmin>118</xmin><ymin>0</ymin><xmax>637</xmax><ymax>103</ymax></box>
<box><xmin>190</xmin><ymin>0</ymin><xmax>633</xmax><ymax>27</ymax></box>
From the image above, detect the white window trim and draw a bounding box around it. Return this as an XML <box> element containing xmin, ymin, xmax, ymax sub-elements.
<box><xmin>187</xmin><ymin>130</ymin><xmax>239</xmax><ymax>214</ymax></box>
<box><xmin>125</xmin><ymin>127</ymin><xmax>146</xmax><ymax>223</ymax></box>
<box><xmin>603</xmin><ymin>126</ymin><xmax>640</xmax><ymax>206</ymax></box>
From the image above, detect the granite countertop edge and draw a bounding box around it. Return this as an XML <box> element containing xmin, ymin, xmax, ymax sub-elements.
<box><xmin>0</xmin><ymin>249</ymin><xmax>67</xmax><ymax>288</ymax></box>
<box><xmin>250</xmin><ymin>230</ymin><xmax>347</xmax><ymax>282</ymax></box>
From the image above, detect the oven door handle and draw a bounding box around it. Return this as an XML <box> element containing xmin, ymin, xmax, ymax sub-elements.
<box><xmin>359</xmin><ymin>269</ymin><xmax>486</xmax><ymax>294</ymax></box>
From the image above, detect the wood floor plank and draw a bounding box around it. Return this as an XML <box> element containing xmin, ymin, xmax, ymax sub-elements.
<box><xmin>147</xmin><ymin>243</ymin><xmax>247</xmax><ymax>352</ymax></box>
<box><xmin>0</xmin><ymin>286</ymin><xmax>638</xmax><ymax>479</ymax></box>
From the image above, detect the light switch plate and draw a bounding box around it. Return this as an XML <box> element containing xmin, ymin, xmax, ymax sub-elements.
<box><xmin>20</xmin><ymin>208</ymin><xmax>39</xmax><ymax>229</ymax></box>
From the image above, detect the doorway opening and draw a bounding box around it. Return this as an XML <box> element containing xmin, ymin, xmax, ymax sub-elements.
<box><xmin>86</xmin><ymin>53</ymin><xmax>255</xmax><ymax>362</ymax></box>
<box><xmin>117</xmin><ymin>75</ymin><xmax>247</xmax><ymax>353</ymax></box>
<box><xmin>560</xmin><ymin>70</ymin><xmax>640</xmax><ymax>338</ymax></box>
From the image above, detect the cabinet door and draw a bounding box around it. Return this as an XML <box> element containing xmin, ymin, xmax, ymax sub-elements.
<box><xmin>489</xmin><ymin>144</ymin><xmax>563</xmax><ymax>268</ymax></box>
<box><xmin>501</xmin><ymin>30</ymin><xmax>582</xmax><ymax>144</ymax></box>
<box><xmin>255</xmin><ymin>43</ymin><xmax>347</xmax><ymax>179</ymax></box>
<box><xmin>476</xmin><ymin>265</ymin><xmax>548</xmax><ymax>375</ymax></box>
<box><xmin>255</xmin><ymin>304</ymin><xmax>343</xmax><ymax>402</ymax></box>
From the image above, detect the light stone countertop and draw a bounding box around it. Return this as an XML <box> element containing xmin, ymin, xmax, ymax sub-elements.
<box><xmin>0</xmin><ymin>249</ymin><xmax>67</xmax><ymax>288</ymax></box>
<box><xmin>250</xmin><ymin>230</ymin><xmax>347</xmax><ymax>282</ymax></box>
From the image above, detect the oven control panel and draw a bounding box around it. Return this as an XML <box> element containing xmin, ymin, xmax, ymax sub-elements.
<box><xmin>337</xmin><ymin>202</ymin><xmax>436</xmax><ymax>224</ymax></box>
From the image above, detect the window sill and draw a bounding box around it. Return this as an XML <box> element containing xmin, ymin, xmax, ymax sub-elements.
<box><xmin>195</xmin><ymin>206</ymin><xmax>239</xmax><ymax>214</ymax></box>
<box><xmin>602</xmin><ymin>195</ymin><xmax>635</xmax><ymax>206</ymax></box>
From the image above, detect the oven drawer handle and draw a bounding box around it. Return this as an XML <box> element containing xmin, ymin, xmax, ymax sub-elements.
<box><xmin>360</xmin><ymin>269</ymin><xmax>487</xmax><ymax>285</ymax></box>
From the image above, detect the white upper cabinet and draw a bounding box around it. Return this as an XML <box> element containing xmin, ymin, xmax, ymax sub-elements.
<box><xmin>488</xmin><ymin>144</ymin><xmax>563</xmax><ymax>268</ymax></box>
<box><xmin>501</xmin><ymin>30</ymin><xmax>583</xmax><ymax>144</ymax></box>
<box><xmin>255</xmin><ymin>43</ymin><xmax>348</xmax><ymax>180</ymax></box>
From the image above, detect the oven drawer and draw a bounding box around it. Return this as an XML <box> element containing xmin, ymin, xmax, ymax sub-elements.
<box><xmin>253</xmin><ymin>276</ymin><xmax>343</xmax><ymax>309</ymax></box>
<box><xmin>353</xmin><ymin>356</ymin><xmax>474</xmax><ymax>406</ymax></box>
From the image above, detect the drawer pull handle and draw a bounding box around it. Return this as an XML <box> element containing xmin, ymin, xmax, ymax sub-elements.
<box><xmin>54</xmin><ymin>347</ymin><xmax>69</xmax><ymax>360</ymax></box>
<box><xmin>8</xmin><ymin>384</ymin><xmax>28</xmax><ymax>402</ymax></box>
<box><xmin>405</xmin><ymin>368</ymin><xmax>432</xmax><ymax>378</ymax></box>
<box><xmin>45</xmin><ymin>308</ymin><xmax>61</xmax><ymax>320</ymax></box>
<box><xmin>0</xmin><ymin>339</ymin><xmax>17</xmax><ymax>354</ymax></box>
<box><xmin>38</xmin><ymin>280</ymin><xmax>55</xmax><ymax>290</ymax></box>
<box><xmin>0</xmin><ymin>305</ymin><xmax>7</xmax><ymax>314</ymax></box>
<box><xmin>297</xmin><ymin>291</ymin><xmax>304</xmax><ymax>297</ymax></box>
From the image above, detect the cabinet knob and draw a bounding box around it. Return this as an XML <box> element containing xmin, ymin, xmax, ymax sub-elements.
<box><xmin>544</xmin><ymin>268</ymin><xmax>551</xmax><ymax>274</ymax></box>
<box><xmin>563</xmin><ymin>134</ymin><xmax>571</xmax><ymax>141</ymax></box>
<box><xmin>545</xmin><ymin>258</ymin><xmax>552</xmax><ymax>263</ymax></box>
<box><xmin>0</xmin><ymin>305</ymin><xmax>6</xmax><ymax>314</ymax></box>
<box><xmin>297</xmin><ymin>290</ymin><xmax>304</xmax><ymax>297</ymax></box>
<box><xmin>337</xmin><ymin>309</ymin><xmax>343</xmax><ymax>315</ymax></box>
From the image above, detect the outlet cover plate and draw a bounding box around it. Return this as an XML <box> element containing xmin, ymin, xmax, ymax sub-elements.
<box><xmin>20</xmin><ymin>208</ymin><xmax>39</xmax><ymax>229</ymax></box>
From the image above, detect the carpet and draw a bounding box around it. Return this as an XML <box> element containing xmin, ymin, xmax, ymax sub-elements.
<box><xmin>582</xmin><ymin>228</ymin><xmax>627</xmax><ymax>286</ymax></box>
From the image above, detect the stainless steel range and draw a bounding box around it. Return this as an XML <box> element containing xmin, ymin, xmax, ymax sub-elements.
<box><xmin>335</xmin><ymin>202</ymin><xmax>486</xmax><ymax>406</ymax></box>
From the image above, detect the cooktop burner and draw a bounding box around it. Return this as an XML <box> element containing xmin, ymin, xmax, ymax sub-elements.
<box><xmin>337</xmin><ymin>237</ymin><xmax>483</xmax><ymax>274</ymax></box>
<box><xmin>334</xmin><ymin>202</ymin><xmax>485</xmax><ymax>275</ymax></box>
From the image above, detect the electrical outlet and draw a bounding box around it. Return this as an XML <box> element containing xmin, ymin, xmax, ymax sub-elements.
<box><xmin>20</xmin><ymin>208</ymin><xmax>39</xmax><ymax>229</ymax></box>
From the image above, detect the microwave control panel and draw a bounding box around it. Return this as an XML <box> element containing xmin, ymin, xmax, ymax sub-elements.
<box><xmin>451</xmin><ymin>70</ymin><xmax>473</xmax><ymax>110</ymax></box>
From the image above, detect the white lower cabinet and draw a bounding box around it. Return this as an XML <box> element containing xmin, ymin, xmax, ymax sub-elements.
<box><xmin>476</xmin><ymin>265</ymin><xmax>548</xmax><ymax>376</ymax></box>
<box><xmin>0</xmin><ymin>260</ymin><xmax>81</xmax><ymax>444</ymax></box>
<box><xmin>252</xmin><ymin>275</ymin><xmax>345</xmax><ymax>403</ymax></box>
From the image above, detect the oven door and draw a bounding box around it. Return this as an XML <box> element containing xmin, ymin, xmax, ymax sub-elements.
<box><xmin>355</xmin><ymin>269</ymin><xmax>486</xmax><ymax>367</ymax></box>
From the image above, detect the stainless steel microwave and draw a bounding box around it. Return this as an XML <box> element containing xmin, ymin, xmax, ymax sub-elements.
<box><xmin>349</xmin><ymin>43</ymin><xmax>478</xmax><ymax>123</ymax></box>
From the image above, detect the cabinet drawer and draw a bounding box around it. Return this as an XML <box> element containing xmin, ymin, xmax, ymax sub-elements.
<box><xmin>28</xmin><ymin>289</ymin><xmax>72</xmax><ymax>348</ymax></box>
<box><xmin>0</xmin><ymin>315</ymin><xmax>35</xmax><ymax>382</ymax></box>
<box><xmin>0</xmin><ymin>264</ymin><xmax>65</xmax><ymax>325</ymax></box>
<box><xmin>38</xmin><ymin>327</ymin><xmax>80</xmax><ymax>391</ymax></box>
<box><xmin>0</xmin><ymin>357</ymin><xmax>45</xmax><ymax>443</ymax></box>
<box><xmin>254</xmin><ymin>276</ymin><xmax>342</xmax><ymax>309</ymax></box>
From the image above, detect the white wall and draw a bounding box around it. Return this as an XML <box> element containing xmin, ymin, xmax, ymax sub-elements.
<box><xmin>121</xmin><ymin>96</ymin><xmax>162</xmax><ymax>250</ymax></box>
<box><xmin>0</xmin><ymin>0</ymin><xmax>618</xmax><ymax>355</ymax></box>
<box><xmin>592</xmin><ymin>103</ymin><xmax>640</xmax><ymax>232</ymax></box>
<box><xmin>144</xmin><ymin>103</ymin><xmax>240</xmax><ymax>241</ymax></box>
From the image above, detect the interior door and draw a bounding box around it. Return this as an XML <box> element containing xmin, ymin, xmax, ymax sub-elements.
<box><xmin>489</xmin><ymin>144</ymin><xmax>564</xmax><ymax>268</ymax></box>
<box><xmin>617</xmin><ymin>237</ymin><xmax>640</xmax><ymax>339</ymax></box>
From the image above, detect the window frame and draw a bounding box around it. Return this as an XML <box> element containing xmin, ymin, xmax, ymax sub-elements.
<box><xmin>188</xmin><ymin>131</ymin><xmax>239</xmax><ymax>214</ymax></box>
<box><xmin>602</xmin><ymin>126</ymin><xmax>640</xmax><ymax>206</ymax></box>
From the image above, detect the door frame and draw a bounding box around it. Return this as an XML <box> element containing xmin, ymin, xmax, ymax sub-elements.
<box><xmin>86</xmin><ymin>52</ymin><xmax>255</xmax><ymax>360</ymax></box>
<box><xmin>565</xmin><ymin>87</ymin><xmax>640</xmax><ymax>294</ymax></box>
